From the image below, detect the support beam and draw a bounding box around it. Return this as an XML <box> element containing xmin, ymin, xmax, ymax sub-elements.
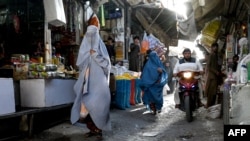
<box><xmin>244</xmin><ymin>0</ymin><xmax>250</xmax><ymax>9</ymax></box>
<box><xmin>235</xmin><ymin>0</ymin><xmax>244</xmax><ymax>18</ymax></box>
<box><xmin>135</xmin><ymin>9</ymin><xmax>170</xmax><ymax>53</ymax></box>
<box><xmin>126</xmin><ymin>0</ymin><xmax>144</xmax><ymax>6</ymax></box>
<box><xmin>248</xmin><ymin>10</ymin><xmax>250</xmax><ymax>50</ymax></box>
<box><xmin>116</xmin><ymin>0</ymin><xmax>125</xmax><ymax>8</ymax></box>
<box><xmin>92</xmin><ymin>0</ymin><xmax>109</xmax><ymax>13</ymax></box>
<box><xmin>228</xmin><ymin>0</ymin><xmax>237</xmax><ymax>14</ymax></box>
<box><xmin>223</xmin><ymin>0</ymin><xmax>230</xmax><ymax>15</ymax></box>
<box><xmin>111</xmin><ymin>0</ymin><xmax>121</xmax><ymax>8</ymax></box>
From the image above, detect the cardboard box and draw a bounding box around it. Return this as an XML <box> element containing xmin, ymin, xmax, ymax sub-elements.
<box><xmin>20</xmin><ymin>79</ymin><xmax>76</xmax><ymax>107</ymax></box>
<box><xmin>0</xmin><ymin>78</ymin><xmax>15</xmax><ymax>115</ymax></box>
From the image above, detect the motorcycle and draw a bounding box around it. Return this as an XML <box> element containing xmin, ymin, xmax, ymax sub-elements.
<box><xmin>176</xmin><ymin>71</ymin><xmax>201</xmax><ymax>122</ymax></box>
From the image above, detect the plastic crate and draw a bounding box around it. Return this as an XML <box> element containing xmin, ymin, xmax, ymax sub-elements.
<box><xmin>130</xmin><ymin>79</ymin><xmax>136</xmax><ymax>105</ymax></box>
<box><xmin>135</xmin><ymin>79</ymin><xmax>142</xmax><ymax>104</ymax></box>
<box><xmin>115</xmin><ymin>79</ymin><xmax>131</xmax><ymax>109</ymax></box>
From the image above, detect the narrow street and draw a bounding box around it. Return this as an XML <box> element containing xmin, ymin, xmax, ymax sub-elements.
<box><xmin>20</xmin><ymin>93</ymin><xmax>224</xmax><ymax>141</ymax></box>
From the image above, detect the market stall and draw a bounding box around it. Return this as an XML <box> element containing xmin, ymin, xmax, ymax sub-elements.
<box><xmin>0</xmin><ymin>45</ymin><xmax>77</xmax><ymax>140</ymax></box>
<box><xmin>20</xmin><ymin>79</ymin><xmax>75</xmax><ymax>107</ymax></box>
<box><xmin>223</xmin><ymin>54</ymin><xmax>250</xmax><ymax>125</ymax></box>
<box><xmin>229</xmin><ymin>84</ymin><xmax>250</xmax><ymax>124</ymax></box>
<box><xmin>0</xmin><ymin>77</ymin><xmax>76</xmax><ymax>139</ymax></box>
<box><xmin>222</xmin><ymin>19</ymin><xmax>250</xmax><ymax>124</ymax></box>
<box><xmin>110</xmin><ymin>66</ymin><xmax>142</xmax><ymax>110</ymax></box>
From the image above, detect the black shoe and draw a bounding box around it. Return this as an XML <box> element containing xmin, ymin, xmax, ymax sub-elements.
<box><xmin>198</xmin><ymin>102</ymin><xmax>204</xmax><ymax>107</ymax></box>
<box><xmin>175</xmin><ymin>104</ymin><xmax>180</xmax><ymax>108</ymax></box>
<box><xmin>83</xmin><ymin>131</ymin><xmax>96</xmax><ymax>138</ymax></box>
<box><xmin>78</xmin><ymin>117</ymin><xmax>87</xmax><ymax>123</ymax></box>
<box><xmin>84</xmin><ymin>131</ymin><xmax>102</xmax><ymax>139</ymax></box>
<box><xmin>149</xmin><ymin>103</ymin><xmax>156</xmax><ymax>115</ymax></box>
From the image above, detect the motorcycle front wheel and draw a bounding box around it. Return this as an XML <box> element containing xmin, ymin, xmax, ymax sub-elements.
<box><xmin>185</xmin><ymin>95</ymin><xmax>193</xmax><ymax>122</ymax></box>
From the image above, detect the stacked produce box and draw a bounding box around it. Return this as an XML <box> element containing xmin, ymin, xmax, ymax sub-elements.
<box><xmin>114</xmin><ymin>72</ymin><xmax>141</xmax><ymax>109</ymax></box>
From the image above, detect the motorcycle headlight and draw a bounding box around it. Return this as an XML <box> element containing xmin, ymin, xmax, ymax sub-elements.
<box><xmin>183</xmin><ymin>72</ymin><xmax>192</xmax><ymax>79</ymax></box>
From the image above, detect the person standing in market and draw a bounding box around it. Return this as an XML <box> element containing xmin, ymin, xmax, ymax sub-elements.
<box><xmin>33</xmin><ymin>40</ymin><xmax>44</xmax><ymax>57</ymax></box>
<box><xmin>139</xmin><ymin>51</ymin><xmax>168</xmax><ymax>115</ymax></box>
<box><xmin>204</xmin><ymin>42</ymin><xmax>221</xmax><ymax>108</ymax></box>
<box><xmin>54</xmin><ymin>41</ymin><xmax>66</xmax><ymax>57</ymax></box>
<box><xmin>141</xmin><ymin>49</ymin><xmax>152</xmax><ymax>112</ymax></box>
<box><xmin>129</xmin><ymin>36</ymin><xmax>140</xmax><ymax>72</ymax></box>
<box><xmin>232</xmin><ymin>54</ymin><xmax>239</xmax><ymax>72</ymax></box>
<box><xmin>70</xmin><ymin>5</ymin><xmax>111</xmax><ymax>140</ymax></box>
<box><xmin>0</xmin><ymin>38</ymin><xmax>5</xmax><ymax>67</ymax></box>
<box><xmin>105</xmin><ymin>37</ymin><xmax>116</xmax><ymax>65</ymax></box>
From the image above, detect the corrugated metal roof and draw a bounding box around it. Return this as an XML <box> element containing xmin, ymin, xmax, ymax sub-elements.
<box><xmin>85</xmin><ymin>0</ymin><xmax>249</xmax><ymax>44</ymax></box>
<box><xmin>129</xmin><ymin>0</ymin><xmax>249</xmax><ymax>42</ymax></box>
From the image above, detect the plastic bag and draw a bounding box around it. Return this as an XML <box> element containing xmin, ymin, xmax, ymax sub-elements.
<box><xmin>206</xmin><ymin>104</ymin><xmax>221</xmax><ymax>119</ymax></box>
<box><xmin>236</xmin><ymin>54</ymin><xmax>250</xmax><ymax>83</ymax></box>
<box><xmin>141</xmin><ymin>41</ymin><xmax>149</xmax><ymax>54</ymax></box>
<box><xmin>147</xmin><ymin>33</ymin><xmax>164</xmax><ymax>49</ymax></box>
<box><xmin>140</xmin><ymin>31</ymin><xmax>149</xmax><ymax>54</ymax></box>
<box><xmin>153</xmin><ymin>45</ymin><xmax>166</xmax><ymax>56</ymax></box>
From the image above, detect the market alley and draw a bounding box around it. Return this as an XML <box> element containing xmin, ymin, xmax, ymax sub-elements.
<box><xmin>20</xmin><ymin>93</ymin><xmax>223</xmax><ymax>141</ymax></box>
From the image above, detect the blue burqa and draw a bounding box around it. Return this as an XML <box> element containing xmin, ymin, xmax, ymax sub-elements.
<box><xmin>70</xmin><ymin>25</ymin><xmax>111</xmax><ymax>131</ymax></box>
<box><xmin>140</xmin><ymin>51</ymin><xmax>168</xmax><ymax>110</ymax></box>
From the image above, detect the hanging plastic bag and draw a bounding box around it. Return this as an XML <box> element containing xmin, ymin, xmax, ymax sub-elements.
<box><xmin>153</xmin><ymin>45</ymin><xmax>166</xmax><ymax>56</ymax></box>
<box><xmin>206</xmin><ymin>104</ymin><xmax>221</xmax><ymax>119</ymax></box>
<box><xmin>239</xmin><ymin>37</ymin><xmax>248</xmax><ymax>60</ymax></box>
<box><xmin>140</xmin><ymin>31</ymin><xmax>149</xmax><ymax>54</ymax></box>
<box><xmin>236</xmin><ymin>54</ymin><xmax>250</xmax><ymax>84</ymax></box>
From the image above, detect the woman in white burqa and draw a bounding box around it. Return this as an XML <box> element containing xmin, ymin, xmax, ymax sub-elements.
<box><xmin>70</xmin><ymin>5</ymin><xmax>111</xmax><ymax>139</ymax></box>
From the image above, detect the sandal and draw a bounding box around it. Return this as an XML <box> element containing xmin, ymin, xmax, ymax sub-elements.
<box><xmin>78</xmin><ymin>117</ymin><xmax>87</xmax><ymax>123</ymax></box>
<box><xmin>157</xmin><ymin>110</ymin><xmax>162</xmax><ymax>113</ymax></box>
<box><xmin>83</xmin><ymin>131</ymin><xmax>96</xmax><ymax>138</ymax></box>
<box><xmin>175</xmin><ymin>104</ymin><xmax>180</xmax><ymax>108</ymax></box>
<box><xmin>83</xmin><ymin>131</ymin><xmax>103</xmax><ymax>139</ymax></box>
<box><xmin>95</xmin><ymin>132</ymin><xmax>103</xmax><ymax>140</ymax></box>
<box><xmin>198</xmin><ymin>102</ymin><xmax>205</xmax><ymax>107</ymax></box>
<box><xmin>149</xmin><ymin>103</ymin><xmax>156</xmax><ymax>115</ymax></box>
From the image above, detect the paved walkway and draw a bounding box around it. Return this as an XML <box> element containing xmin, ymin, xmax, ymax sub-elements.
<box><xmin>21</xmin><ymin>94</ymin><xmax>223</xmax><ymax>141</ymax></box>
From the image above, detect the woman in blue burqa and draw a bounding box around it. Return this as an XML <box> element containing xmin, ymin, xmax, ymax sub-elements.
<box><xmin>70</xmin><ymin>6</ymin><xmax>111</xmax><ymax>139</ymax></box>
<box><xmin>140</xmin><ymin>51</ymin><xmax>168</xmax><ymax>114</ymax></box>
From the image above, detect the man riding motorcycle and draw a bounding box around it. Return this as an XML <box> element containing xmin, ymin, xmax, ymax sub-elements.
<box><xmin>173</xmin><ymin>48</ymin><xmax>204</xmax><ymax>108</ymax></box>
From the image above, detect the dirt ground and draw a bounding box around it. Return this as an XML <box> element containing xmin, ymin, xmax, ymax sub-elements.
<box><xmin>20</xmin><ymin>94</ymin><xmax>223</xmax><ymax>141</ymax></box>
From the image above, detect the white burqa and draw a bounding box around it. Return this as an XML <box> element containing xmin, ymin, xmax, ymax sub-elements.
<box><xmin>70</xmin><ymin>25</ymin><xmax>111</xmax><ymax>131</ymax></box>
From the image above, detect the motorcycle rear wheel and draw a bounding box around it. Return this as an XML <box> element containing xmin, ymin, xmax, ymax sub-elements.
<box><xmin>185</xmin><ymin>96</ymin><xmax>193</xmax><ymax>122</ymax></box>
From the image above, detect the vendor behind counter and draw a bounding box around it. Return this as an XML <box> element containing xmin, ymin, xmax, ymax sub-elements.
<box><xmin>0</xmin><ymin>47</ymin><xmax>4</xmax><ymax>68</ymax></box>
<box><xmin>0</xmin><ymin>38</ymin><xmax>5</xmax><ymax>67</ymax></box>
<box><xmin>0</xmin><ymin>44</ymin><xmax>15</xmax><ymax>78</ymax></box>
